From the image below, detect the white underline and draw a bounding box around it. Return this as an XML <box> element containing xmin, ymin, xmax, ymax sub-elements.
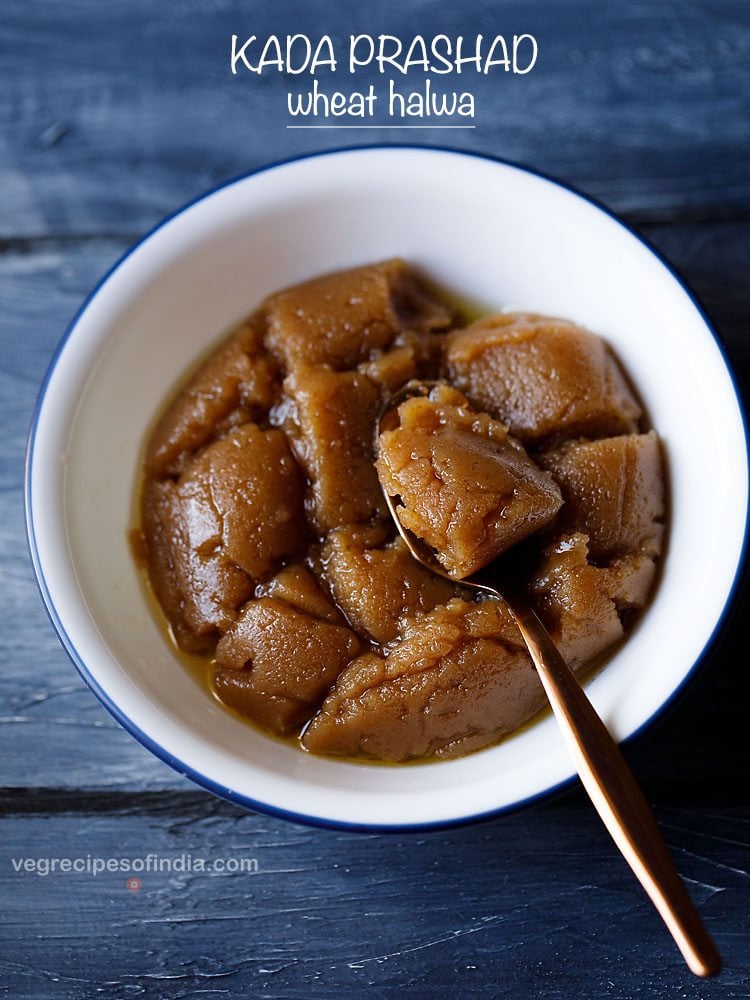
<box><xmin>286</xmin><ymin>124</ymin><xmax>476</xmax><ymax>129</ymax></box>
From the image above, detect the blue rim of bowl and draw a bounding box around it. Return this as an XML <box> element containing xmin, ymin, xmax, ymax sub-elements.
<box><xmin>24</xmin><ymin>145</ymin><xmax>750</xmax><ymax>833</ymax></box>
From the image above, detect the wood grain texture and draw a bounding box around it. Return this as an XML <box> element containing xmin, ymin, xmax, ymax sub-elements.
<box><xmin>0</xmin><ymin>793</ymin><xmax>747</xmax><ymax>999</ymax></box>
<box><xmin>1</xmin><ymin>0</ymin><xmax>749</xmax><ymax>994</ymax></box>
<box><xmin>1</xmin><ymin>0</ymin><xmax>749</xmax><ymax>239</ymax></box>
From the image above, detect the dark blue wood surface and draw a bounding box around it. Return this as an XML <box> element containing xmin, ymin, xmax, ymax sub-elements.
<box><xmin>1</xmin><ymin>2</ymin><xmax>748</xmax><ymax>997</ymax></box>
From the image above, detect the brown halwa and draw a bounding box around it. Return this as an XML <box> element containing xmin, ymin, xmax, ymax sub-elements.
<box><xmin>134</xmin><ymin>260</ymin><xmax>665</xmax><ymax>762</ymax></box>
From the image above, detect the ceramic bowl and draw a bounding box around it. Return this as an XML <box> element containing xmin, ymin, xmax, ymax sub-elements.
<box><xmin>26</xmin><ymin>147</ymin><xmax>748</xmax><ymax>830</ymax></box>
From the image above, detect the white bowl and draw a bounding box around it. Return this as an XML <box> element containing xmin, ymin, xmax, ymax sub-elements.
<box><xmin>26</xmin><ymin>147</ymin><xmax>748</xmax><ymax>830</ymax></box>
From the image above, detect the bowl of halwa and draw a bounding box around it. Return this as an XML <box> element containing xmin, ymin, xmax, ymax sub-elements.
<box><xmin>26</xmin><ymin>148</ymin><xmax>748</xmax><ymax>829</ymax></box>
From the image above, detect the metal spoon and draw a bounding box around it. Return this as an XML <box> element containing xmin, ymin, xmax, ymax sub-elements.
<box><xmin>376</xmin><ymin>380</ymin><xmax>720</xmax><ymax>978</ymax></box>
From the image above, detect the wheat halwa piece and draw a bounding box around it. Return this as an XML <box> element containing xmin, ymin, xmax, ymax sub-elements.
<box><xmin>539</xmin><ymin>432</ymin><xmax>665</xmax><ymax>560</ymax></box>
<box><xmin>184</xmin><ymin>422</ymin><xmax>307</xmax><ymax>581</ymax></box>
<box><xmin>357</xmin><ymin>343</ymin><xmax>419</xmax><ymax>395</ymax></box>
<box><xmin>264</xmin><ymin>258</ymin><xmax>451</xmax><ymax>371</ymax></box>
<box><xmin>258</xmin><ymin>562</ymin><xmax>344</xmax><ymax>625</ymax></box>
<box><xmin>443</xmin><ymin>313</ymin><xmax>642</xmax><ymax>444</ymax></box>
<box><xmin>528</xmin><ymin>533</ymin><xmax>656</xmax><ymax>668</ymax></box>
<box><xmin>302</xmin><ymin>598</ymin><xmax>544</xmax><ymax>762</ymax></box>
<box><xmin>212</xmin><ymin>677</ymin><xmax>309</xmax><ymax>735</ymax></box>
<box><xmin>146</xmin><ymin>322</ymin><xmax>278</xmax><ymax>476</ymax></box>
<box><xmin>141</xmin><ymin>478</ymin><xmax>253</xmax><ymax>653</ymax></box>
<box><xmin>319</xmin><ymin>523</ymin><xmax>456</xmax><ymax>644</ymax></box>
<box><xmin>214</xmin><ymin>591</ymin><xmax>362</xmax><ymax>735</ymax></box>
<box><xmin>376</xmin><ymin>385</ymin><xmax>563</xmax><ymax>578</ymax></box>
<box><xmin>283</xmin><ymin>365</ymin><xmax>386</xmax><ymax>532</ymax></box>
<box><xmin>140</xmin><ymin>422</ymin><xmax>306</xmax><ymax>652</ymax></box>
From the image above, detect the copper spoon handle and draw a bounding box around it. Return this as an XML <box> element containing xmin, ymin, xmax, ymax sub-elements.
<box><xmin>507</xmin><ymin>590</ymin><xmax>720</xmax><ymax>978</ymax></box>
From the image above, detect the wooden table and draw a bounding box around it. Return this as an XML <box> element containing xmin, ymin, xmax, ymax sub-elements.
<box><xmin>1</xmin><ymin>2</ymin><xmax>748</xmax><ymax>996</ymax></box>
